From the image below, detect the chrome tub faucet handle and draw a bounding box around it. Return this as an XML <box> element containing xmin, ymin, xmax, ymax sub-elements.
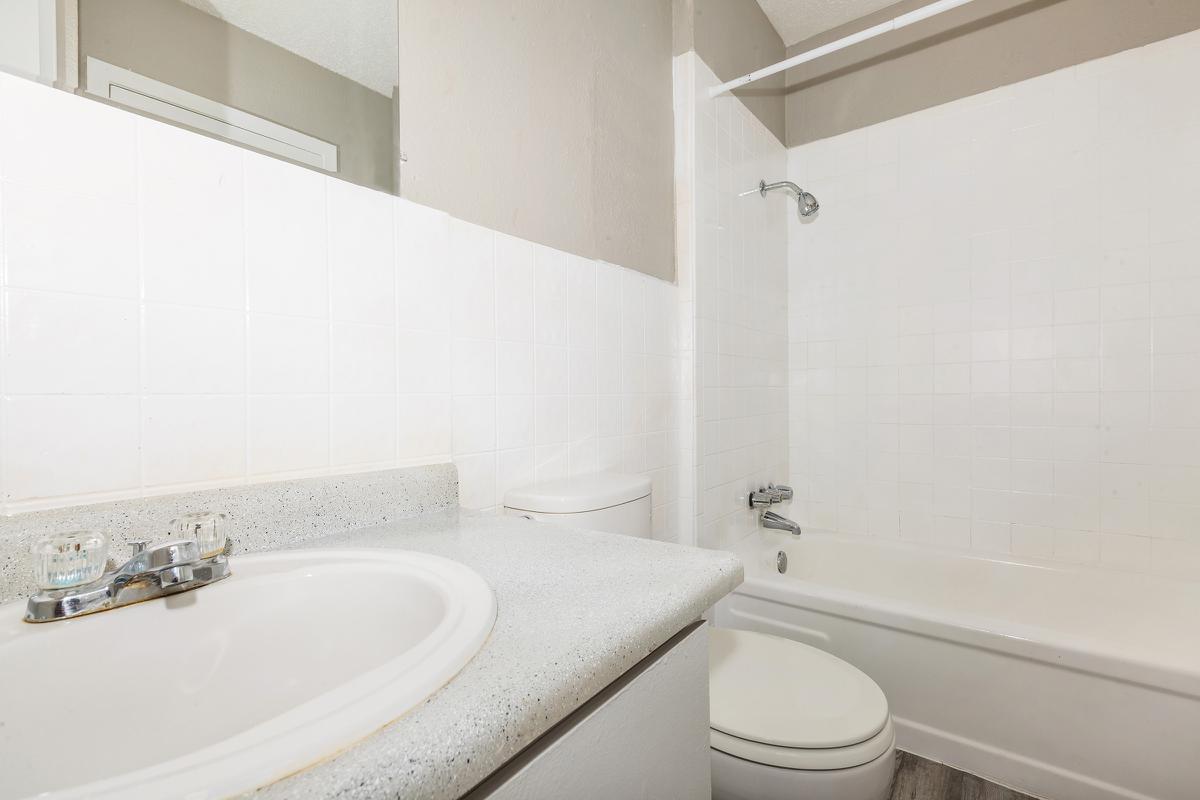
<box><xmin>749</xmin><ymin>488</ymin><xmax>777</xmax><ymax>508</ymax></box>
<box><xmin>769</xmin><ymin>483</ymin><xmax>794</xmax><ymax>501</ymax></box>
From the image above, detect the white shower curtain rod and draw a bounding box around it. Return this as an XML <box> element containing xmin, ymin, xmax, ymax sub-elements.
<box><xmin>708</xmin><ymin>0</ymin><xmax>979</xmax><ymax>97</ymax></box>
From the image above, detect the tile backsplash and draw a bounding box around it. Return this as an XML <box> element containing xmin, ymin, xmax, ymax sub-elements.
<box><xmin>0</xmin><ymin>73</ymin><xmax>684</xmax><ymax>539</ymax></box>
<box><xmin>0</xmin><ymin>463</ymin><xmax>457</xmax><ymax>604</ymax></box>
<box><xmin>787</xmin><ymin>28</ymin><xmax>1200</xmax><ymax>577</ymax></box>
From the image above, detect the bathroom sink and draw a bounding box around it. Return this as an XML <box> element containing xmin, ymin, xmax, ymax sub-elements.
<box><xmin>0</xmin><ymin>548</ymin><xmax>496</xmax><ymax>800</ymax></box>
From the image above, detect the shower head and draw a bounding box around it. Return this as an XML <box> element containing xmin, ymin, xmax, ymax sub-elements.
<box><xmin>796</xmin><ymin>189</ymin><xmax>819</xmax><ymax>217</ymax></box>
<box><xmin>749</xmin><ymin>179</ymin><xmax>820</xmax><ymax>219</ymax></box>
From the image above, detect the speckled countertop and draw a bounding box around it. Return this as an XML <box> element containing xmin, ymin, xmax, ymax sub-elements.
<box><xmin>248</xmin><ymin>509</ymin><xmax>742</xmax><ymax>800</ymax></box>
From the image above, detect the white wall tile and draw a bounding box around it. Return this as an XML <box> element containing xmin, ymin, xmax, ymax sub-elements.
<box><xmin>788</xmin><ymin>33</ymin><xmax>1200</xmax><ymax>576</ymax></box>
<box><xmin>568</xmin><ymin>438</ymin><xmax>599</xmax><ymax>476</ymax></box>
<box><xmin>448</xmin><ymin>219</ymin><xmax>495</xmax><ymax>339</ymax></box>
<box><xmin>452</xmin><ymin>395</ymin><xmax>496</xmax><ymax>455</ymax></box>
<box><xmin>496</xmin><ymin>447</ymin><xmax>535</xmax><ymax>501</ymax></box>
<box><xmin>1100</xmin><ymin>532</ymin><xmax>1151</xmax><ymax>571</ymax></box>
<box><xmin>396</xmin><ymin>329</ymin><xmax>451</xmax><ymax>394</ymax></box>
<box><xmin>0</xmin><ymin>73</ymin><xmax>137</xmax><ymax>201</ymax></box>
<box><xmin>569</xmin><ymin>348</ymin><xmax>597</xmax><ymax>396</ymax></box>
<box><xmin>568</xmin><ymin>395</ymin><xmax>597</xmax><ymax>443</ymax></box>
<box><xmin>395</xmin><ymin>200</ymin><xmax>451</xmax><ymax>331</ymax></box>
<box><xmin>4</xmin><ymin>395</ymin><xmax>140</xmax><ymax>504</ymax></box>
<box><xmin>331</xmin><ymin>394</ymin><xmax>396</xmax><ymax>467</ymax></box>
<box><xmin>496</xmin><ymin>341</ymin><xmax>534</xmax><ymax>396</ymax></box>
<box><xmin>452</xmin><ymin>338</ymin><xmax>497</xmax><ymax>396</ymax></box>
<box><xmin>535</xmin><ymin>395</ymin><xmax>569</xmax><ymax>446</ymax></box>
<box><xmin>1</xmin><ymin>181</ymin><xmax>139</xmax><ymax>298</ymax></box>
<box><xmin>248</xmin><ymin>314</ymin><xmax>329</xmax><ymax>394</ymax></box>
<box><xmin>533</xmin><ymin>245</ymin><xmax>568</xmax><ymax>345</ymax></box>
<box><xmin>4</xmin><ymin>290</ymin><xmax>138</xmax><ymax>394</ymax></box>
<box><xmin>494</xmin><ymin>234</ymin><xmax>535</xmax><ymax>342</ymax></box>
<box><xmin>142</xmin><ymin>396</ymin><xmax>245</xmax><ymax>487</ymax></box>
<box><xmin>139</xmin><ymin>121</ymin><xmax>245</xmax><ymax>309</ymax></box>
<box><xmin>454</xmin><ymin>451</ymin><xmax>497</xmax><ymax>509</ymax></box>
<box><xmin>247</xmin><ymin>395</ymin><xmax>329</xmax><ymax>476</ymax></box>
<box><xmin>621</xmin><ymin>269</ymin><xmax>647</xmax><ymax>355</ymax></box>
<box><xmin>596</xmin><ymin>261</ymin><xmax>623</xmax><ymax>348</ymax></box>
<box><xmin>566</xmin><ymin>254</ymin><xmax>598</xmax><ymax>350</ymax></box>
<box><xmin>496</xmin><ymin>395</ymin><xmax>535</xmax><ymax>450</ymax></box>
<box><xmin>329</xmin><ymin>178</ymin><xmax>395</xmax><ymax>325</ymax></box>
<box><xmin>396</xmin><ymin>394</ymin><xmax>452</xmax><ymax>460</ymax></box>
<box><xmin>534</xmin><ymin>443</ymin><xmax>568</xmax><ymax>482</ymax></box>
<box><xmin>534</xmin><ymin>345</ymin><xmax>569</xmax><ymax>396</ymax></box>
<box><xmin>331</xmin><ymin>323</ymin><xmax>395</xmax><ymax>395</ymax></box>
<box><xmin>245</xmin><ymin>152</ymin><xmax>328</xmax><ymax>318</ymax></box>
<box><xmin>144</xmin><ymin>304</ymin><xmax>245</xmax><ymax>394</ymax></box>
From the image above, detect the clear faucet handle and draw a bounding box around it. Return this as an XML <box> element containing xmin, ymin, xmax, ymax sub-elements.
<box><xmin>31</xmin><ymin>530</ymin><xmax>109</xmax><ymax>590</ymax></box>
<box><xmin>170</xmin><ymin>511</ymin><xmax>228</xmax><ymax>558</ymax></box>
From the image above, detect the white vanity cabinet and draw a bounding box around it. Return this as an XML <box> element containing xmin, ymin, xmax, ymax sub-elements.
<box><xmin>465</xmin><ymin>623</ymin><xmax>711</xmax><ymax>800</ymax></box>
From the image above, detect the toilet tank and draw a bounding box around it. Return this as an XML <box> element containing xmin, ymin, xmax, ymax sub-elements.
<box><xmin>503</xmin><ymin>472</ymin><xmax>653</xmax><ymax>538</ymax></box>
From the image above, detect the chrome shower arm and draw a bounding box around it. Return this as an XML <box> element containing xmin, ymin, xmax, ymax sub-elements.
<box><xmin>744</xmin><ymin>179</ymin><xmax>820</xmax><ymax>218</ymax></box>
<box><xmin>758</xmin><ymin>179</ymin><xmax>804</xmax><ymax>197</ymax></box>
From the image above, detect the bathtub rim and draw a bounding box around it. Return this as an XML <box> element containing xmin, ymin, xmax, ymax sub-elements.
<box><xmin>731</xmin><ymin>529</ymin><xmax>1200</xmax><ymax>700</ymax></box>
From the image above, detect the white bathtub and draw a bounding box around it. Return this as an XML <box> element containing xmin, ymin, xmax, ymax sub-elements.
<box><xmin>713</xmin><ymin>530</ymin><xmax>1200</xmax><ymax>800</ymax></box>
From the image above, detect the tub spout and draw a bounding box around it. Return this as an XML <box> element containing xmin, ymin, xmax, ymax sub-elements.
<box><xmin>761</xmin><ymin>510</ymin><xmax>801</xmax><ymax>536</ymax></box>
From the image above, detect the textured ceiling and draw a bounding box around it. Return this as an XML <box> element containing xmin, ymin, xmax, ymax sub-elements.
<box><xmin>179</xmin><ymin>0</ymin><xmax>397</xmax><ymax>95</ymax></box>
<box><xmin>756</xmin><ymin>0</ymin><xmax>901</xmax><ymax>46</ymax></box>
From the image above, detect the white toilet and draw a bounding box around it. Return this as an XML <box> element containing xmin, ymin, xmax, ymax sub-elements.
<box><xmin>709</xmin><ymin>627</ymin><xmax>895</xmax><ymax>800</ymax></box>
<box><xmin>504</xmin><ymin>471</ymin><xmax>895</xmax><ymax>800</ymax></box>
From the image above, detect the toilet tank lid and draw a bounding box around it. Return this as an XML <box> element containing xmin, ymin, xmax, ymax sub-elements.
<box><xmin>504</xmin><ymin>472</ymin><xmax>652</xmax><ymax>514</ymax></box>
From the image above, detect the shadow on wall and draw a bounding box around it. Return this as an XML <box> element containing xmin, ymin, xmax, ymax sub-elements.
<box><xmin>784</xmin><ymin>0</ymin><xmax>1065</xmax><ymax>93</ymax></box>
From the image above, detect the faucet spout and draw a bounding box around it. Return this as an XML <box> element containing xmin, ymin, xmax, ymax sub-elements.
<box><xmin>117</xmin><ymin>539</ymin><xmax>201</xmax><ymax>578</ymax></box>
<box><xmin>760</xmin><ymin>510</ymin><xmax>802</xmax><ymax>536</ymax></box>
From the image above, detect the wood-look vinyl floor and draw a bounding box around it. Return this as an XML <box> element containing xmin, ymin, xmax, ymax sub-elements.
<box><xmin>891</xmin><ymin>751</ymin><xmax>1038</xmax><ymax>800</ymax></box>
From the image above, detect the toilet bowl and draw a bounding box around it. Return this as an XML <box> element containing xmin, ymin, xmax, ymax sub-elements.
<box><xmin>709</xmin><ymin>628</ymin><xmax>896</xmax><ymax>800</ymax></box>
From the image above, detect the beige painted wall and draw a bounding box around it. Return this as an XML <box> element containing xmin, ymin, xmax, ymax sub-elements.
<box><xmin>78</xmin><ymin>0</ymin><xmax>396</xmax><ymax>193</ymax></box>
<box><xmin>398</xmin><ymin>1</ymin><xmax>675</xmax><ymax>281</ymax></box>
<box><xmin>784</xmin><ymin>0</ymin><xmax>1200</xmax><ymax>146</ymax></box>
<box><xmin>688</xmin><ymin>0</ymin><xmax>786</xmax><ymax>144</ymax></box>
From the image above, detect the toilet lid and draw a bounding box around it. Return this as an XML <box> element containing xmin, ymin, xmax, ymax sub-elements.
<box><xmin>504</xmin><ymin>472</ymin><xmax>651</xmax><ymax>514</ymax></box>
<box><xmin>709</xmin><ymin>628</ymin><xmax>889</xmax><ymax>750</ymax></box>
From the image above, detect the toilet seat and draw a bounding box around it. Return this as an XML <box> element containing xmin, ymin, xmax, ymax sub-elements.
<box><xmin>709</xmin><ymin>628</ymin><xmax>892</xmax><ymax>770</ymax></box>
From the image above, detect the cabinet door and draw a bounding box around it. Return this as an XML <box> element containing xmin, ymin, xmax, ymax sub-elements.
<box><xmin>469</xmin><ymin>623</ymin><xmax>710</xmax><ymax>800</ymax></box>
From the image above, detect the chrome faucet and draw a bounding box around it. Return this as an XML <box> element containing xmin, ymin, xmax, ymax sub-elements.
<box><xmin>749</xmin><ymin>484</ymin><xmax>795</xmax><ymax>507</ymax></box>
<box><xmin>24</xmin><ymin>512</ymin><xmax>232</xmax><ymax>623</ymax></box>
<box><xmin>761</xmin><ymin>510</ymin><xmax>802</xmax><ymax>536</ymax></box>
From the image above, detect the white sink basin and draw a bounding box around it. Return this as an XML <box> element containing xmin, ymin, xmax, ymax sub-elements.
<box><xmin>0</xmin><ymin>548</ymin><xmax>496</xmax><ymax>800</ymax></box>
